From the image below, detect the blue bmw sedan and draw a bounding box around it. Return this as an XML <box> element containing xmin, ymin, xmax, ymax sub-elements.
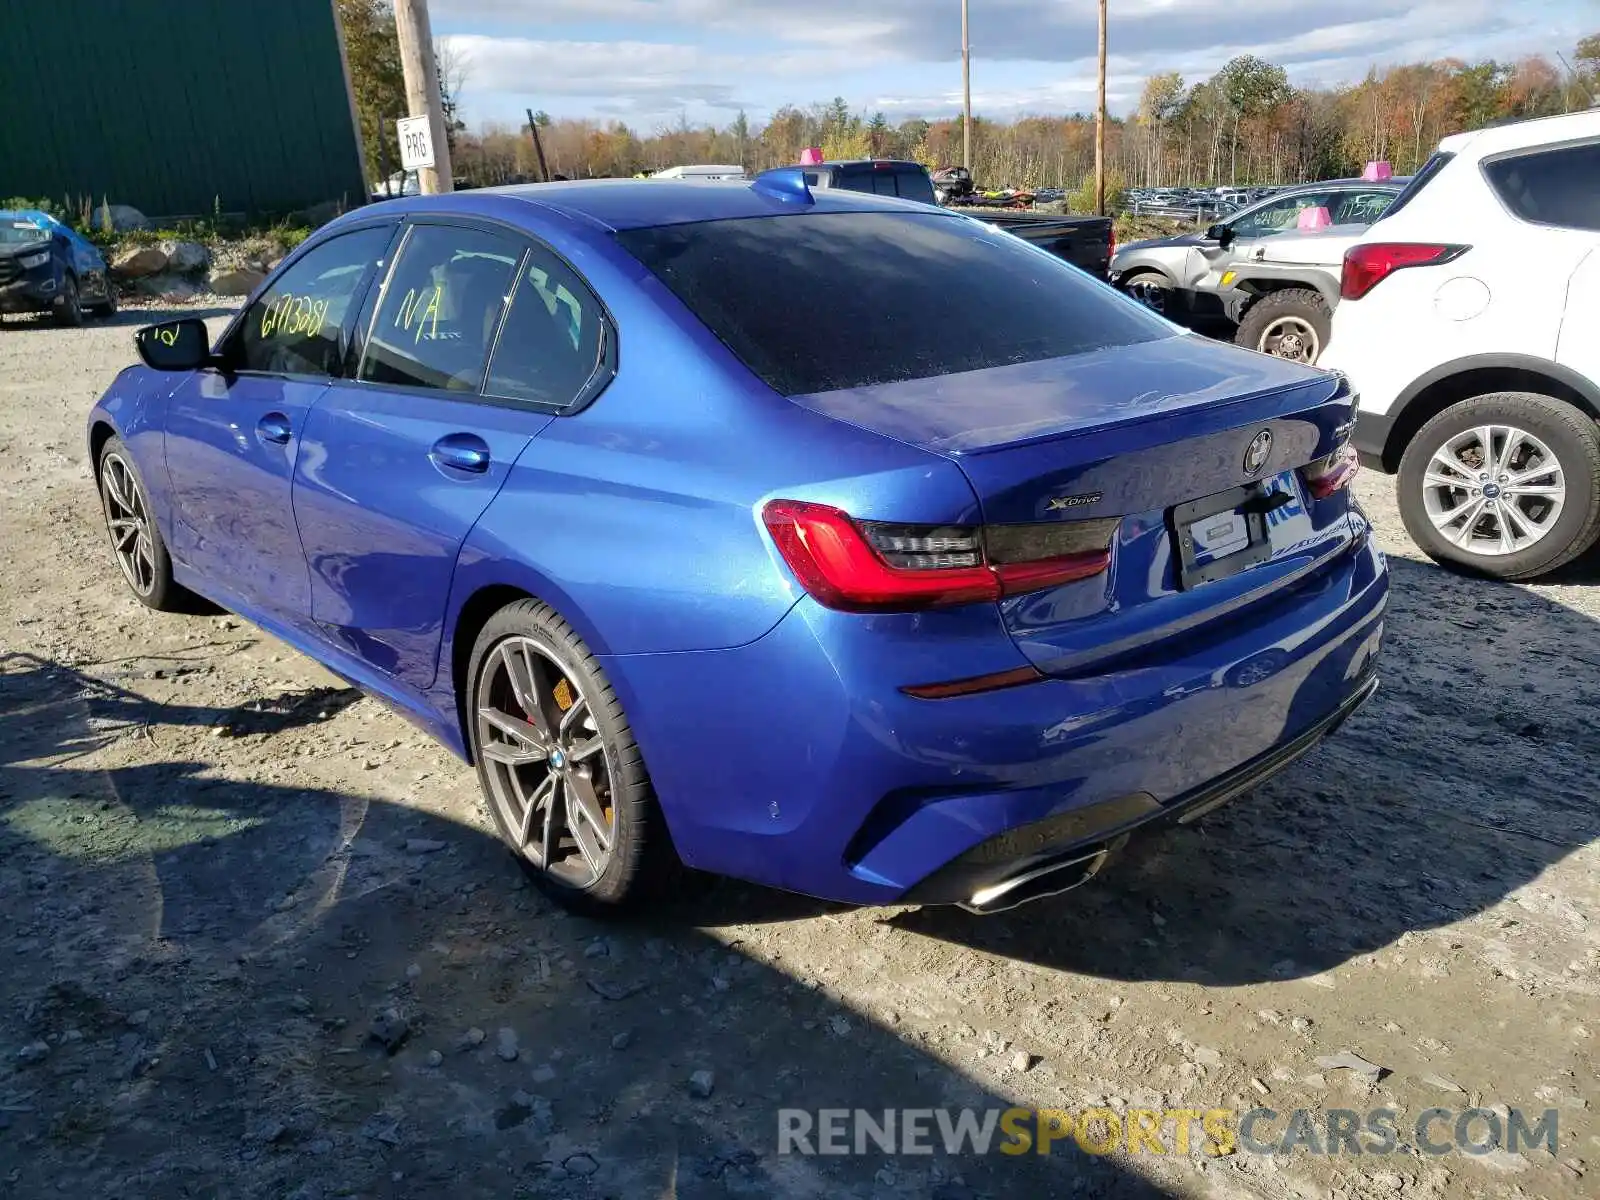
<box><xmin>88</xmin><ymin>173</ymin><xmax>1386</xmax><ymax>914</ymax></box>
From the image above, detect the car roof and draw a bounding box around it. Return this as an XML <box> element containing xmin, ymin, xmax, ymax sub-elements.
<box><xmin>1439</xmin><ymin>107</ymin><xmax>1600</xmax><ymax>159</ymax></box>
<box><xmin>364</xmin><ymin>178</ymin><xmax>937</xmax><ymax>232</ymax></box>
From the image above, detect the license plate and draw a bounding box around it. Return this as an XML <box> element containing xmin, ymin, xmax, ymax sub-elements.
<box><xmin>1169</xmin><ymin>472</ymin><xmax>1302</xmax><ymax>589</ymax></box>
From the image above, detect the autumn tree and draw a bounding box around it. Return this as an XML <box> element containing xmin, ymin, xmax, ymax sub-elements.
<box><xmin>335</xmin><ymin>0</ymin><xmax>407</xmax><ymax>185</ymax></box>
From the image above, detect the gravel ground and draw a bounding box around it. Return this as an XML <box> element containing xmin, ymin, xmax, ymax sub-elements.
<box><xmin>1</xmin><ymin>308</ymin><xmax>1596</xmax><ymax>1199</ymax></box>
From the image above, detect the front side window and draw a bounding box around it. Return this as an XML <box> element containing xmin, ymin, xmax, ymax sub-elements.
<box><xmin>1484</xmin><ymin>142</ymin><xmax>1600</xmax><ymax>233</ymax></box>
<box><xmin>233</xmin><ymin>225</ymin><xmax>393</xmax><ymax>377</ymax></box>
<box><xmin>360</xmin><ymin>224</ymin><xmax>521</xmax><ymax>392</ymax></box>
<box><xmin>1230</xmin><ymin>192</ymin><xmax>1335</xmax><ymax>238</ymax></box>
<box><xmin>483</xmin><ymin>246</ymin><xmax>609</xmax><ymax>408</ymax></box>
<box><xmin>615</xmin><ymin>210</ymin><xmax>1171</xmax><ymax>396</ymax></box>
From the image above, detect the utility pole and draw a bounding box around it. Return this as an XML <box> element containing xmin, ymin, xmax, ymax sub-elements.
<box><xmin>961</xmin><ymin>0</ymin><xmax>972</xmax><ymax>171</ymax></box>
<box><xmin>1094</xmin><ymin>0</ymin><xmax>1107</xmax><ymax>215</ymax></box>
<box><xmin>393</xmin><ymin>0</ymin><xmax>454</xmax><ymax>194</ymax></box>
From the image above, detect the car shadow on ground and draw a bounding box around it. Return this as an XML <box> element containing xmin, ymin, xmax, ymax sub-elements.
<box><xmin>0</xmin><ymin>654</ymin><xmax>1175</xmax><ymax>1199</ymax></box>
<box><xmin>888</xmin><ymin>554</ymin><xmax>1600</xmax><ymax>985</ymax></box>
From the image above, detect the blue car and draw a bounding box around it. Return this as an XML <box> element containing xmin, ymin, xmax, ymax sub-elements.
<box><xmin>1</xmin><ymin>209</ymin><xmax>118</xmax><ymax>325</ymax></box>
<box><xmin>88</xmin><ymin>173</ymin><xmax>1386</xmax><ymax>914</ymax></box>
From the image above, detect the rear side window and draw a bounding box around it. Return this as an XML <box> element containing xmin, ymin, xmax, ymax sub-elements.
<box><xmin>1380</xmin><ymin>151</ymin><xmax>1454</xmax><ymax>221</ymax></box>
<box><xmin>361</xmin><ymin>224</ymin><xmax>520</xmax><ymax>392</ymax></box>
<box><xmin>234</xmin><ymin>226</ymin><xmax>392</xmax><ymax>377</ymax></box>
<box><xmin>484</xmin><ymin>246</ymin><xmax>609</xmax><ymax>408</ymax></box>
<box><xmin>615</xmin><ymin>211</ymin><xmax>1171</xmax><ymax>396</ymax></box>
<box><xmin>1484</xmin><ymin>142</ymin><xmax>1600</xmax><ymax>233</ymax></box>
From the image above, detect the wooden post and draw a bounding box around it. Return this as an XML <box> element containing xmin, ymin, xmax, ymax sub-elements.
<box><xmin>393</xmin><ymin>0</ymin><xmax>454</xmax><ymax>194</ymax></box>
<box><xmin>526</xmin><ymin>109</ymin><xmax>552</xmax><ymax>183</ymax></box>
<box><xmin>1095</xmin><ymin>0</ymin><xmax>1107</xmax><ymax>215</ymax></box>
<box><xmin>961</xmin><ymin>0</ymin><xmax>972</xmax><ymax>172</ymax></box>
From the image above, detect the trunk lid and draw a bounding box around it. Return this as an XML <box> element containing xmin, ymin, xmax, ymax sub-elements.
<box><xmin>790</xmin><ymin>333</ymin><xmax>1358</xmax><ymax>675</ymax></box>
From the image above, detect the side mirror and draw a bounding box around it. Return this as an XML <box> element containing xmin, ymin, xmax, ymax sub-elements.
<box><xmin>135</xmin><ymin>318</ymin><xmax>212</xmax><ymax>371</ymax></box>
<box><xmin>1207</xmin><ymin>224</ymin><xmax>1235</xmax><ymax>248</ymax></box>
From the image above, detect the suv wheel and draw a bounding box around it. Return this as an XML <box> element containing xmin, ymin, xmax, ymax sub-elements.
<box><xmin>1234</xmin><ymin>288</ymin><xmax>1330</xmax><ymax>363</ymax></box>
<box><xmin>1397</xmin><ymin>391</ymin><xmax>1600</xmax><ymax>580</ymax></box>
<box><xmin>54</xmin><ymin>275</ymin><xmax>85</xmax><ymax>328</ymax></box>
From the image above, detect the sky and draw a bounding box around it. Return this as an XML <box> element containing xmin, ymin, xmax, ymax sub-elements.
<box><xmin>430</xmin><ymin>0</ymin><xmax>1597</xmax><ymax>130</ymax></box>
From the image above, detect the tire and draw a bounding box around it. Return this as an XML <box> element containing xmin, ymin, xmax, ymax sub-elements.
<box><xmin>1234</xmin><ymin>288</ymin><xmax>1329</xmax><ymax>363</ymax></box>
<box><xmin>467</xmin><ymin>598</ymin><xmax>682</xmax><ymax>913</ymax></box>
<box><xmin>96</xmin><ymin>436</ymin><xmax>187</xmax><ymax>611</ymax></box>
<box><xmin>1118</xmin><ymin>270</ymin><xmax>1174</xmax><ymax>317</ymax></box>
<box><xmin>53</xmin><ymin>274</ymin><xmax>85</xmax><ymax>328</ymax></box>
<box><xmin>1396</xmin><ymin>391</ymin><xmax>1600</xmax><ymax>580</ymax></box>
<box><xmin>89</xmin><ymin>273</ymin><xmax>118</xmax><ymax>318</ymax></box>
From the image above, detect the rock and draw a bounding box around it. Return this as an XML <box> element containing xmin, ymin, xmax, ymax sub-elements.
<box><xmin>1251</xmin><ymin>1077</ymin><xmax>1271</xmax><ymax>1095</ymax></box>
<box><xmin>424</xmin><ymin>1049</ymin><xmax>443</xmax><ymax>1068</ymax></box>
<box><xmin>1289</xmin><ymin>1016</ymin><xmax>1313</xmax><ymax>1033</ymax></box>
<box><xmin>610</xmin><ymin>1029</ymin><xmax>634</xmax><ymax>1051</ymax></box>
<box><xmin>208</xmin><ymin>268</ymin><xmax>266</xmax><ymax>297</ymax></box>
<box><xmin>288</xmin><ymin>994</ymin><xmax>313</xmax><ymax>1015</ymax></box>
<box><xmin>16</xmin><ymin>1040</ymin><xmax>50</xmax><ymax>1065</ymax></box>
<box><xmin>828</xmin><ymin>1016</ymin><xmax>851</xmax><ymax>1037</ymax></box>
<box><xmin>162</xmin><ymin>240</ymin><xmax>209</xmax><ymax>273</ymax></box>
<box><xmin>1011</xmin><ymin>1050</ymin><xmax>1036</xmax><ymax>1073</ymax></box>
<box><xmin>531</xmin><ymin>1064</ymin><xmax>556</xmax><ymax>1084</ymax></box>
<box><xmin>368</xmin><ymin>1009</ymin><xmax>410</xmax><ymax>1054</ymax></box>
<box><xmin>1371</xmin><ymin>1170</ymin><xmax>1405</xmax><ymax>1192</ymax></box>
<box><xmin>495</xmin><ymin>1027</ymin><xmax>519</xmax><ymax>1062</ymax></box>
<box><xmin>1191</xmin><ymin>1045</ymin><xmax>1223</xmax><ymax>1069</ymax></box>
<box><xmin>687</xmin><ymin>1069</ymin><xmax>715</xmax><ymax>1098</ymax></box>
<box><xmin>111</xmin><ymin>246</ymin><xmax>169</xmax><ymax>279</ymax></box>
<box><xmin>404</xmin><ymin>838</ymin><xmax>447</xmax><ymax>854</ymax></box>
<box><xmin>563</xmin><ymin>1153</ymin><xmax>599</xmax><ymax>1178</ymax></box>
<box><xmin>1314</xmin><ymin>1050</ymin><xmax>1387</xmax><ymax>1084</ymax></box>
<box><xmin>93</xmin><ymin>203</ymin><xmax>150</xmax><ymax>232</ymax></box>
<box><xmin>1420</xmin><ymin>1072</ymin><xmax>1465</xmax><ymax>1093</ymax></box>
<box><xmin>457</xmin><ymin>1026</ymin><xmax>486</xmax><ymax>1051</ymax></box>
<box><xmin>405</xmin><ymin>963</ymin><xmax>421</xmax><ymax>979</ymax></box>
<box><xmin>583</xmin><ymin>940</ymin><xmax>609</xmax><ymax>959</ymax></box>
<box><xmin>359</xmin><ymin>1113</ymin><xmax>402</xmax><ymax>1145</ymax></box>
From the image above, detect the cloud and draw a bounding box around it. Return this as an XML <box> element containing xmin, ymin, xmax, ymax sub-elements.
<box><xmin>430</xmin><ymin>0</ymin><xmax>1591</xmax><ymax>124</ymax></box>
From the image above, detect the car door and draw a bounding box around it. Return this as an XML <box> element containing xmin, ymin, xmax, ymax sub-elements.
<box><xmin>1193</xmin><ymin>190</ymin><xmax>1339</xmax><ymax>283</ymax></box>
<box><xmin>292</xmin><ymin>219</ymin><xmax>610</xmax><ymax>691</ymax></box>
<box><xmin>160</xmin><ymin>222</ymin><xmax>396</xmax><ymax>627</ymax></box>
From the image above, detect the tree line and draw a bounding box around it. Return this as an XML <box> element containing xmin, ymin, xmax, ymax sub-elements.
<box><xmin>336</xmin><ymin>2</ymin><xmax>1597</xmax><ymax>196</ymax></box>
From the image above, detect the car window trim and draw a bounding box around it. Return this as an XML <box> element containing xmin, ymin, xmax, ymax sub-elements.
<box><xmin>1478</xmin><ymin>135</ymin><xmax>1600</xmax><ymax>232</ymax></box>
<box><xmin>336</xmin><ymin>212</ymin><xmax>619</xmax><ymax>415</ymax></box>
<box><xmin>213</xmin><ymin>218</ymin><xmax>402</xmax><ymax>383</ymax></box>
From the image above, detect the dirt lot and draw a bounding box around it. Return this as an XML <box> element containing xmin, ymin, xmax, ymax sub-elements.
<box><xmin>2</xmin><ymin>308</ymin><xmax>1596</xmax><ymax>1199</ymax></box>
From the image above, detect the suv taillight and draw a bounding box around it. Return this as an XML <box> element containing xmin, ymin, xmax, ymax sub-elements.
<box><xmin>1341</xmin><ymin>242</ymin><xmax>1469</xmax><ymax>300</ymax></box>
<box><xmin>762</xmin><ymin>500</ymin><xmax>1117</xmax><ymax>613</ymax></box>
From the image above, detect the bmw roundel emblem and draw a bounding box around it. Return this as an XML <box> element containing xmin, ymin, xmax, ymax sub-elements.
<box><xmin>1244</xmin><ymin>429</ymin><xmax>1273</xmax><ymax>476</ymax></box>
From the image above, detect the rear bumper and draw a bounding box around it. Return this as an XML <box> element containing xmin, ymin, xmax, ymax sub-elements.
<box><xmin>604</xmin><ymin>531</ymin><xmax>1388</xmax><ymax>908</ymax></box>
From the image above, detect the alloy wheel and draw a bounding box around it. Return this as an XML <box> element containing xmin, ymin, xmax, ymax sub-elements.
<box><xmin>1420</xmin><ymin>424</ymin><xmax>1566</xmax><ymax>557</ymax></box>
<box><xmin>475</xmin><ymin>635</ymin><xmax>616</xmax><ymax>888</ymax></box>
<box><xmin>100</xmin><ymin>453</ymin><xmax>157</xmax><ymax>597</ymax></box>
<box><xmin>1257</xmin><ymin>315</ymin><xmax>1320</xmax><ymax>362</ymax></box>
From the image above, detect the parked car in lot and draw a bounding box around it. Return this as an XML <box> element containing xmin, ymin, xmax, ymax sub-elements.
<box><xmin>88</xmin><ymin>174</ymin><xmax>1385</xmax><ymax>915</ymax></box>
<box><xmin>0</xmin><ymin>208</ymin><xmax>117</xmax><ymax>326</ymax></box>
<box><xmin>1322</xmin><ymin>109</ymin><xmax>1600</xmax><ymax>580</ymax></box>
<box><xmin>760</xmin><ymin>158</ymin><xmax>1114</xmax><ymax>277</ymax></box>
<box><xmin>1111</xmin><ymin>178</ymin><xmax>1407</xmax><ymax>324</ymax></box>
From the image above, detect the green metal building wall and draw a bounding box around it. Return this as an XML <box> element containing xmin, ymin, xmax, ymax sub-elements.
<box><xmin>0</xmin><ymin>0</ymin><xmax>368</xmax><ymax>219</ymax></box>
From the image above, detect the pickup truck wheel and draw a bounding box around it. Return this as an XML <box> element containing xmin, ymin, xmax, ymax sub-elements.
<box><xmin>1119</xmin><ymin>271</ymin><xmax>1172</xmax><ymax>316</ymax></box>
<box><xmin>1235</xmin><ymin>289</ymin><xmax>1329</xmax><ymax>363</ymax></box>
<box><xmin>53</xmin><ymin>275</ymin><xmax>85</xmax><ymax>328</ymax></box>
<box><xmin>1397</xmin><ymin>392</ymin><xmax>1600</xmax><ymax>580</ymax></box>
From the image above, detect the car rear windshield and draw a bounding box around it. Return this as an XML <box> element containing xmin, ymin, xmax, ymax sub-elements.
<box><xmin>614</xmin><ymin>211</ymin><xmax>1171</xmax><ymax>396</ymax></box>
<box><xmin>833</xmin><ymin>164</ymin><xmax>938</xmax><ymax>205</ymax></box>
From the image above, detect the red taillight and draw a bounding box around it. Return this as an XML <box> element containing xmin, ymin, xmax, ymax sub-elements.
<box><xmin>761</xmin><ymin>500</ymin><xmax>1114</xmax><ymax>613</ymax></box>
<box><xmin>1341</xmin><ymin>243</ymin><xmax>1468</xmax><ymax>300</ymax></box>
<box><xmin>1302</xmin><ymin>444</ymin><xmax>1360</xmax><ymax>499</ymax></box>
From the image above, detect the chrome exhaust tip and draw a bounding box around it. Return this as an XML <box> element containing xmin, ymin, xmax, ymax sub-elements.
<box><xmin>958</xmin><ymin>834</ymin><xmax>1128</xmax><ymax>915</ymax></box>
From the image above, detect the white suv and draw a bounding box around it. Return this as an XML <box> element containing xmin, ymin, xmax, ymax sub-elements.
<box><xmin>1321</xmin><ymin>110</ymin><xmax>1600</xmax><ymax>579</ymax></box>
